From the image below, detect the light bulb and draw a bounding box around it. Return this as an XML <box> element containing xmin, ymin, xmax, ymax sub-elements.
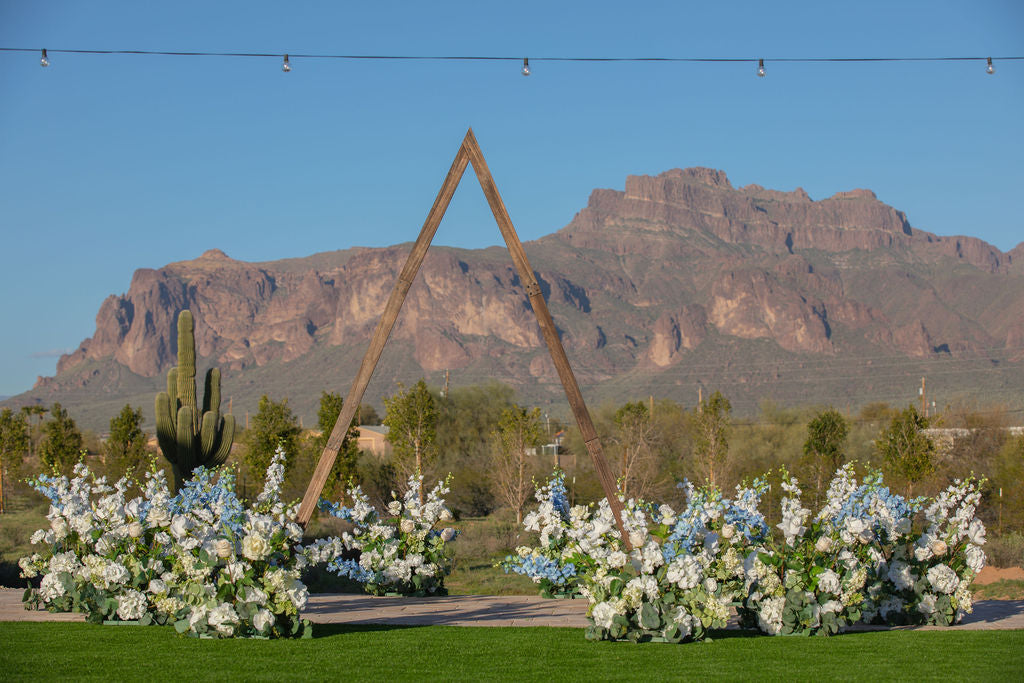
<box><xmin>282</xmin><ymin>54</ymin><xmax>291</xmax><ymax>72</ymax></box>
<box><xmin>986</xmin><ymin>57</ymin><xmax>995</xmax><ymax>75</ymax></box>
<box><xmin>521</xmin><ymin>57</ymin><xmax>530</xmax><ymax>76</ymax></box>
<box><xmin>40</xmin><ymin>49</ymin><xmax>49</xmax><ymax>67</ymax></box>
<box><xmin>757</xmin><ymin>58</ymin><xmax>766</xmax><ymax>77</ymax></box>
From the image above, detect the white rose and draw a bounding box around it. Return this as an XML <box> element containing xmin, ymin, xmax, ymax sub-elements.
<box><xmin>440</xmin><ymin>527</ymin><xmax>456</xmax><ymax>542</ymax></box>
<box><xmin>147</xmin><ymin>506</ymin><xmax>170</xmax><ymax>527</ymax></box>
<box><xmin>965</xmin><ymin>544</ymin><xmax>986</xmax><ymax>574</ymax></box>
<box><xmin>253</xmin><ymin>608</ymin><xmax>275</xmax><ymax>633</ymax></box>
<box><xmin>386</xmin><ymin>501</ymin><xmax>403</xmax><ymax>516</ymax></box>
<box><xmin>720</xmin><ymin>524</ymin><xmax>736</xmax><ymax>541</ymax></box>
<box><xmin>439</xmin><ymin>509</ymin><xmax>453</xmax><ymax>522</ymax></box>
<box><xmin>213</xmin><ymin>538</ymin><xmax>234</xmax><ymax>559</ymax></box>
<box><xmin>169</xmin><ymin>515</ymin><xmax>190</xmax><ymax>540</ymax></box>
<box><xmin>399</xmin><ymin>519</ymin><xmax>416</xmax><ymax>535</ymax></box>
<box><xmin>241</xmin><ymin>535</ymin><xmax>270</xmax><ymax>561</ymax></box>
<box><xmin>928</xmin><ymin>539</ymin><xmax>948</xmax><ymax>556</ymax></box>
<box><xmin>815</xmin><ymin>536</ymin><xmax>833</xmax><ymax>553</ymax></box>
<box><xmin>967</xmin><ymin>519</ymin><xmax>986</xmax><ymax>546</ymax></box>
<box><xmin>127</xmin><ymin>522</ymin><xmax>144</xmax><ymax>538</ymax></box>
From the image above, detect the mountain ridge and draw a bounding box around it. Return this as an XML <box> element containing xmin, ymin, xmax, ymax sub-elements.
<box><xmin>8</xmin><ymin>167</ymin><xmax>1023</xmax><ymax>430</ymax></box>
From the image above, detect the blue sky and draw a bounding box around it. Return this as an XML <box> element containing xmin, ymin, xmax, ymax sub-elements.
<box><xmin>1</xmin><ymin>1</ymin><xmax>1022</xmax><ymax>396</ymax></box>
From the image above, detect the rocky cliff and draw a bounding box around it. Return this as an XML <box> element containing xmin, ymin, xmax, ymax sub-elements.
<box><xmin>18</xmin><ymin>167</ymin><xmax>1024</xmax><ymax>427</ymax></box>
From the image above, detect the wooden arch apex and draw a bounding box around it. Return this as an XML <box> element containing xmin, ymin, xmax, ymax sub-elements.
<box><xmin>296</xmin><ymin>128</ymin><xmax>632</xmax><ymax>549</ymax></box>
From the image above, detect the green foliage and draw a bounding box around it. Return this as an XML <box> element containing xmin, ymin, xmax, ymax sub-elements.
<box><xmin>802</xmin><ymin>408</ymin><xmax>850</xmax><ymax>505</ymax></box>
<box><xmin>314</xmin><ymin>391</ymin><xmax>360</xmax><ymax>499</ymax></box>
<box><xmin>38</xmin><ymin>403</ymin><xmax>83</xmax><ymax>476</ymax></box>
<box><xmin>611</xmin><ymin>401</ymin><xmax>658</xmax><ymax>499</ymax></box>
<box><xmin>0</xmin><ymin>408</ymin><xmax>30</xmax><ymax>477</ymax></box>
<box><xmin>244</xmin><ymin>394</ymin><xmax>301</xmax><ymax>477</ymax></box>
<box><xmin>154</xmin><ymin>310</ymin><xmax>236</xmax><ymax>491</ymax></box>
<box><xmin>357</xmin><ymin>404</ymin><xmax>382</xmax><ymax>426</ymax></box>
<box><xmin>874</xmin><ymin>405</ymin><xmax>936</xmax><ymax>496</ymax></box>
<box><xmin>384</xmin><ymin>380</ymin><xmax>439</xmax><ymax>494</ymax></box>
<box><xmin>490</xmin><ymin>405</ymin><xmax>542</xmax><ymax>523</ymax></box>
<box><xmin>103</xmin><ymin>405</ymin><xmax>149</xmax><ymax>480</ymax></box>
<box><xmin>691</xmin><ymin>390</ymin><xmax>732</xmax><ymax>486</ymax></box>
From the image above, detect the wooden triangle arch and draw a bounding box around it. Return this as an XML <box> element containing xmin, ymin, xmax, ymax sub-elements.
<box><xmin>297</xmin><ymin>128</ymin><xmax>632</xmax><ymax>548</ymax></box>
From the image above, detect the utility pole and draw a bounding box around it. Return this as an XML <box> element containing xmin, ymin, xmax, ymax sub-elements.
<box><xmin>442</xmin><ymin>369</ymin><xmax>449</xmax><ymax>399</ymax></box>
<box><xmin>920</xmin><ymin>377</ymin><xmax>927</xmax><ymax>417</ymax></box>
<box><xmin>698</xmin><ymin>386</ymin><xmax>703</xmax><ymax>411</ymax></box>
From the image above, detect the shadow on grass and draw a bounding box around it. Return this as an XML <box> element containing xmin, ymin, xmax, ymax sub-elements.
<box><xmin>311</xmin><ymin>622</ymin><xmax>428</xmax><ymax>638</ymax></box>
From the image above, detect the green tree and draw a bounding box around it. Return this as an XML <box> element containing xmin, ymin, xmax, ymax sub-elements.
<box><xmin>874</xmin><ymin>405</ymin><xmax>936</xmax><ymax>497</ymax></box>
<box><xmin>0</xmin><ymin>408</ymin><xmax>31</xmax><ymax>513</ymax></box>
<box><xmin>491</xmin><ymin>405</ymin><xmax>543</xmax><ymax>524</ymax></box>
<box><xmin>244</xmin><ymin>395</ymin><xmax>301</xmax><ymax>479</ymax></box>
<box><xmin>39</xmin><ymin>402</ymin><xmax>83</xmax><ymax>476</ymax></box>
<box><xmin>104</xmin><ymin>404</ymin><xmax>149</xmax><ymax>480</ymax></box>
<box><xmin>690</xmin><ymin>391</ymin><xmax>732</xmax><ymax>486</ymax></box>
<box><xmin>612</xmin><ymin>401</ymin><xmax>659</xmax><ymax>499</ymax></box>
<box><xmin>357</xmin><ymin>404</ymin><xmax>382</xmax><ymax>426</ymax></box>
<box><xmin>315</xmin><ymin>391</ymin><xmax>361</xmax><ymax>498</ymax></box>
<box><xmin>384</xmin><ymin>379</ymin><xmax>438</xmax><ymax>504</ymax></box>
<box><xmin>803</xmin><ymin>408</ymin><xmax>850</xmax><ymax>505</ymax></box>
<box><xmin>20</xmin><ymin>404</ymin><xmax>47</xmax><ymax>459</ymax></box>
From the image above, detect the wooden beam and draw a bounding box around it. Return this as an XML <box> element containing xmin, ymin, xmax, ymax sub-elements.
<box><xmin>461</xmin><ymin>129</ymin><xmax>632</xmax><ymax>549</ymax></box>
<box><xmin>296</xmin><ymin>139</ymin><xmax>471</xmax><ymax>526</ymax></box>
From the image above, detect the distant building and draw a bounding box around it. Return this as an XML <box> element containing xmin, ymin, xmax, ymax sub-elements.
<box><xmin>357</xmin><ymin>425</ymin><xmax>391</xmax><ymax>458</ymax></box>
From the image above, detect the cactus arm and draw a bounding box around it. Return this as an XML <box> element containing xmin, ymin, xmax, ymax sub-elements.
<box><xmin>200</xmin><ymin>409</ymin><xmax>219</xmax><ymax>458</ymax></box>
<box><xmin>202</xmin><ymin>368</ymin><xmax>221</xmax><ymax>417</ymax></box>
<box><xmin>155</xmin><ymin>392</ymin><xmax>178</xmax><ymax>466</ymax></box>
<box><xmin>208</xmin><ymin>414</ymin><xmax>235</xmax><ymax>469</ymax></box>
<box><xmin>166</xmin><ymin>367</ymin><xmax>178</xmax><ymax>408</ymax></box>
<box><xmin>177</xmin><ymin>405</ymin><xmax>197</xmax><ymax>480</ymax></box>
<box><xmin>176</xmin><ymin>311</ymin><xmax>199</xmax><ymax>435</ymax></box>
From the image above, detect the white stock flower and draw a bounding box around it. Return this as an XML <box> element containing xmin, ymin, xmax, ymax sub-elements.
<box><xmin>965</xmin><ymin>544</ymin><xmax>986</xmax><ymax>574</ymax></box>
<box><xmin>116</xmin><ymin>589</ymin><xmax>147</xmax><ymax>621</ymax></box>
<box><xmin>926</xmin><ymin>564</ymin><xmax>959</xmax><ymax>595</ymax></box>
<box><xmin>607</xmin><ymin>551</ymin><xmax>628</xmax><ymax>569</ymax></box>
<box><xmin>817</xmin><ymin>569</ymin><xmax>841</xmax><ymax>595</ymax></box>
<box><xmin>592</xmin><ymin>601</ymin><xmax>617</xmax><ymax>630</ymax></box>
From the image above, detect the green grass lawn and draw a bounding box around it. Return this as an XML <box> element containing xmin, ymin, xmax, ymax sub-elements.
<box><xmin>1</xmin><ymin>622</ymin><xmax>1021</xmax><ymax>682</ymax></box>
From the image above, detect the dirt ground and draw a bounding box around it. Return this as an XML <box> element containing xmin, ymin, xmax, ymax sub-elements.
<box><xmin>974</xmin><ymin>566</ymin><xmax>1024</xmax><ymax>585</ymax></box>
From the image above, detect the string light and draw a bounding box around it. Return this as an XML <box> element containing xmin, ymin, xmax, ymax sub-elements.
<box><xmin>1</xmin><ymin>47</ymin><xmax>1019</xmax><ymax>75</ymax></box>
<box><xmin>521</xmin><ymin>57</ymin><xmax>530</xmax><ymax>76</ymax></box>
<box><xmin>282</xmin><ymin>54</ymin><xmax>291</xmax><ymax>72</ymax></box>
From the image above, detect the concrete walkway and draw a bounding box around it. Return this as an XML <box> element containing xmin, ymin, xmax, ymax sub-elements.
<box><xmin>2</xmin><ymin>588</ymin><xmax>1022</xmax><ymax>630</ymax></box>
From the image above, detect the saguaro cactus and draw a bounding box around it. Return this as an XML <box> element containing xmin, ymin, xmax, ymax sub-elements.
<box><xmin>155</xmin><ymin>310</ymin><xmax>236</xmax><ymax>491</ymax></box>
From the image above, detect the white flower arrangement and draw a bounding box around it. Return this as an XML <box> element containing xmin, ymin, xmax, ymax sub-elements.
<box><xmin>498</xmin><ymin>472</ymin><xmax>582</xmax><ymax>598</ymax></box>
<box><xmin>316</xmin><ymin>474</ymin><xmax>458</xmax><ymax>596</ymax></box>
<box><xmin>740</xmin><ymin>465</ymin><xmax>986</xmax><ymax>634</ymax></box>
<box><xmin>20</xmin><ymin>446</ymin><xmax>312</xmax><ymax>638</ymax></box>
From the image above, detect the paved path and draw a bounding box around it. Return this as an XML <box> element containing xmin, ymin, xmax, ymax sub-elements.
<box><xmin>2</xmin><ymin>589</ymin><xmax>1022</xmax><ymax>630</ymax></box>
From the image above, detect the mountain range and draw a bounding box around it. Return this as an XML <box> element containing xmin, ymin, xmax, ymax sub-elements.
<box><xmin>7</xmin><ymin>167</ymin><xmax>1024</xmax><ymax>431</ymax></box>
